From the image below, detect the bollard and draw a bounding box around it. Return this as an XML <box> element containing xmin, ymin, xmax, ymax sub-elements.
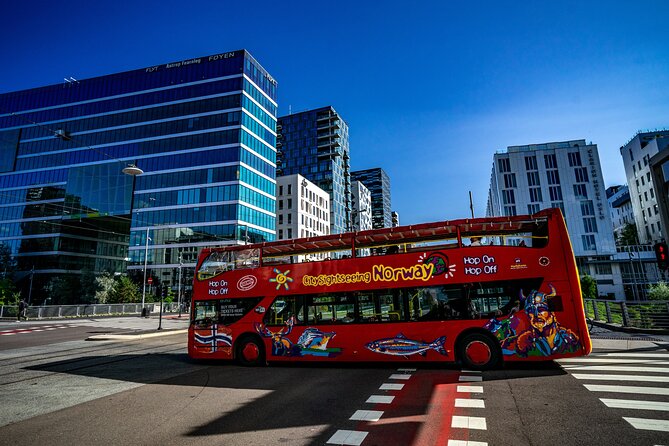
<box><xmin>593</xmin><ymin>301</ymin><xmax>600</xmax><ymax>320</ymax></box>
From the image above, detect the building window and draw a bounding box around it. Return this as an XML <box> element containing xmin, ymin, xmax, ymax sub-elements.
<box><xmin>287</xmin><ymin>198</ymin><xmax>292</xmax><ymax>209</ymax></box>
<box><xmin>502</xmin><ymin>189</ymin><xmax>515</xmax><ymax>204</ymax></box>
<box><xmin>544</xmin><ymin>154</ymin><xmax>557</xmax><ymax>169</ymax></box>
<box><xmin>582</xmin><ymin>234</ymin><xmax>596</xmax><ymax>251</ymax></box>
<box><xmin>287</xmin><ymin>228</ymin><xmax>292</xmax><ymax>238</ymax></box>
<box><xmin>568</xmin><ymin>152</ymin><xmax>582</xmax><ymax>167</ymax></box>
<box><xmin>504</xmin><ymin>205</ymin><xmax>517</xmax><ymax>216</ymax></box>
<box><xmin>287</xmin><ymin>214</ymin><xmax>292</xmax><ymax>224</ymax></box>
<box><xmin>278</xmin><ymin>200</ymin><xmax>284</xmax><ymax>210</ymax></box>
<box><xmin>573</xmin><ymin>184</ymin><xmax>588</xmax><ymax>199</ymax></box>
<box><xmin>288</xmin><ymin>184</ymin><xmax>292</xmax><ymax>194</ymax></box>
<box><xmin>595</xmin><ymin>263</ymin><xmax>612</xmax><ymax>275</ymax></box>
<box><xmin>279</xmin><ymin>229</ymin><xmax>284</xmax><ymax>239</ymax></box>
<box><xmin>504</xmin><ymin>173</ymin><xmax>517</xmax><ymax>188</ymax></box>
<box><xmin>574</xmin><ymin>167</ymin><xmax>589</xmax><ymax>183</ymax></box>
<box><xmin>527</xmin><ymin>171</ymin><xmax>540</xmax><ymax>186</ymax></box>
<box><xmin>629</xmin><ymin>149</ymin><xmax>634</xmax><ymax>161</ymax></box>
<box><xmin>580</xmin><ymin>200</ymin><xmax>595</xmax><ymax>216</ymax></box>
<box><xmin>583</xmin><ymin>217</ymin><xmax>598</xmax><ymax>233</ymax></box>
<box><xmin>528</xmin><ymin>204</ymin><xmax>541</xmax><ymax>214</ymax></box>
<box><xmin>529</xmin><ymin>187</ymin><xmax>542</xmax><ymax>202</ymax></box>
<box><xmin>525</xmin><ymin>156</ymin><xmax>537</xmax><ymax>171</ymax></box>
<box><xmin>549</xmin><ymin>186</ymin><xmax>563</xmax><ymax>201</ymax></box>
<box><xmin>551</xmin><ymin>201</ymin><xmax>565</xmax><ymax>215</ymax></box>
<box><xmin>279</xmin><ymin>185</ymin><xmax>283</xmax><ymax>195</ymax></box>
<box><xmin>498</xmin><ymin>158</ymin><xmax>511</xmax><ymax>173</ymax></box>
<box><xmin>547</xmin><ymin>170</ymin><xmax>561</xmax><ymax>185</ymax></box>
<box><xmin>278</xmin><ymin>214</ymin><xmax>283</xmax><ymax>224</ymax></box>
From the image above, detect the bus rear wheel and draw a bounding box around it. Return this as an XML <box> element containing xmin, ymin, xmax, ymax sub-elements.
<box><xmin>458</xmin><ymin>333</ymin><xmax>500</xmax><ymax>371</ymax></box>
<box><xmin>236</xmin><ymin>337</ymin><xmax>265</xmax><ymax>366</ymax></box>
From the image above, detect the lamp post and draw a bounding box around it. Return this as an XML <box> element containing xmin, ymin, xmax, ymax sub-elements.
<box><xmin>177</xmin><ymin>255</ymin><xmax>183</xmax><ymax>318</ymax></box>
<box><xmin>141</xmin><ymin>227</ymin><xmax>150</xmax><ymax>313</ymax></box>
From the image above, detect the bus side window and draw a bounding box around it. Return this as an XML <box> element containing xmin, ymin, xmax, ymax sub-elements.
<box><xmin>266</xmin><ymin>296</ymin><xmax>304</xmax><ymax>326</ymax></box>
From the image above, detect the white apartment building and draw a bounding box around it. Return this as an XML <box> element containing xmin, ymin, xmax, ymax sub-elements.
<box><xmin>620</xmin><ymin>131</ymin><xmax>669</xmax><ymax>244</ymax></box>
<box><xmin>351</xmin><ymin>180</ymin><xmax>373</xmax><ymax>232</ymax></box>
<box><xmin>276</xmin><ymin>174</ymin><xmax>330</xmax><ymax>243</ymax></box>
<box><xmin>487</xmin><ymin>139</ymin><xmax>623</xmax><ymax>299</ymax></box>
<box><xmin>607</xmin><ymin>185</ymin><xmax>634</xmax><ymax>241</ymax></box>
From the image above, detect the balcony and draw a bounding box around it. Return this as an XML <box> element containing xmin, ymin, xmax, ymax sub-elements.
<box><xmin>317</xmin><ymin>140</ymin><xmax>341</xmax><ymax>149</ymax></box>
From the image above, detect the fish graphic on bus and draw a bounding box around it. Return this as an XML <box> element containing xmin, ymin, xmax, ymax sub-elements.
<box><xmin>366</xmin><ymin>333</ymin><xmax>448</xmax><ymax>357</ymax></box>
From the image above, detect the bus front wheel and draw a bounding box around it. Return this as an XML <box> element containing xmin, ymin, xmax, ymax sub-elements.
<box><xmin>458</xmin><ymin>333</ymin><xmax>500</xmax><ymax>370</ymax></box>
<box><xmin>236</xmin><ymin>337</ymin><xmax>265</xmax><ymax>366</ymax></box>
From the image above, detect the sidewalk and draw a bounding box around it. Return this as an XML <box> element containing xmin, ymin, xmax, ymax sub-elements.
<box><xmin>590</xmin><ymin>325</ymin><xmax>669</xmax><ymax>351</ymax></box>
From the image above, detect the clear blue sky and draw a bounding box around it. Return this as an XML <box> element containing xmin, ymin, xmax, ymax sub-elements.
<box><xmin>1</xmin><ymin>1</ymin><xmax>667</xmax><ymax>224</ymax></box>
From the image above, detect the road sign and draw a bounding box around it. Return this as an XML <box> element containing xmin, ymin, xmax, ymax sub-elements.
<box><xmin>147</xmin><ymin>277</ymin><xmax>153</xmax><ymax>285</ymax></box>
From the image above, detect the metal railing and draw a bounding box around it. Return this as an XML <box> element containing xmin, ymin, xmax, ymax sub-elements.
<box><xmin>584</xmin><ymin>299</ymin><xmax>669</xmax><ymax>330</ymax></box>
<box><xmin>0</xmin><ymin>303</ymin><xmax>189</xmax><ymax>320</ymax></box>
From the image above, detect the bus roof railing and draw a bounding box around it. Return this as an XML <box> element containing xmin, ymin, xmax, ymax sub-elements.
<box><xmin>202</xmin><ymin>209</ymin><xmax>556</xmax><ymax>259</ymax></box>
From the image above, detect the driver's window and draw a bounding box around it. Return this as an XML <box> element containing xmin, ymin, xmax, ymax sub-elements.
<box><xmin>192</xmin><ymin>301</ymin><xmax>218</xmax><ymax>326</ymax></box>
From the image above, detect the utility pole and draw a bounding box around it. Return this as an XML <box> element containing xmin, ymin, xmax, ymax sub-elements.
<box><xmin>28</xmin><ymin>266</ymin><xmax>34</xmax><ymax>304</ymax></box>
<box><xmin>177</xmin><ymin>255</ymin><xmax>183</xmax><ymax>318</ymax></box>
<box><xmin>141</xmin><ymin>227</ymin><xmax>150</xmax><ymax>313</ymax></box>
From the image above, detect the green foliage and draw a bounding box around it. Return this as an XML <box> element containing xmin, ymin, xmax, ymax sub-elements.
<box><xmin>618</xmin><ymin>223</ymin><xmax>639</xmax><ymax>246</ymax></box>
<box><xmin>95</xmin><ymin>273</ymin><xmax>116</xmax><ymax>304</ymax></box>
<box><xmin>79</xmin><ymin>269</ymin><xmax>99</xmax><ymax>304</ymax></box>
<box><xmin>647</xmin><ymin>281</ymin><xmax>669</xmax><ymax>301</ymax></box>
<box><xmin>0</xmin><ymin>243</ymin><xmax>16</xmax><ymax>274</ymax></box>
<box><xmin>0</xmin><ymin>278</ymin><xmax>20</xmax><ymax>306</ymax></box>
<box><xmin>108</xmin><ymin>276</ymin><xmax>140</xmax><ymax>303</ymax></box>
<box><xmin>45</xmin><ymin>276</ymin><xmax>81</xmax><ymax>305</ymax></box>
<box><xmin>580</xmin><ymin>275</ymin><xmax>598</xmax><ymax>300</ymax></box>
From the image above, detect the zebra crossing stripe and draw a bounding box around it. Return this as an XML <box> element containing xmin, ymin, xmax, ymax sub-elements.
<box><xmin>459</xmin><ymin>376</ymin><xmax>483</xmax><ymax>382</ymax></box>
<box><xmin>457</xmin><ymin>385</ymin><xmax>483</xmax><ymax>393</ymax></box>
<box><xmin>562</xmin><ymin>365</ymin><xmax>669</xmax><ymax>374</ymax></box>
<box><xmin>326</xmin><ymin>430</ymin><xmax>368</xmax><ymax>445</ymax></box>
<box><xmin>572</xmin><ymin>374</ymin><xmax>669</xmax><ymax>383</ymax></box>
<box><xmin>584</xmin><ymin>385</ymin><xmax>669</xmax><ymax>396</ymax></box>
<box><xmin>623</xmin><ymin>417</ymin><xmax>669</xmax><ymax>432</ymax></box>
<box><xmin>350</xmin><ymin>410</ymin><xmax>384</xmax><ymax>422</ymax></box>
<box><xmin>600</xmin><ymin>399</ymin><xmax>669</xmax><ymax>412</ymax></box>
<box><xmin>451</xmin><ymin>416</ymin><xmax>487</xmax><ymax>430</ymax></box>
<box><xmin>366</xmin><ymin>395</ymin><xmax>394</xmax><ymax>404</ymax></box>
<box><xmin>600</xmin><ymin>352</ymin><xmax>669</xmax><ymax>358</ymax></box>
<box><xmin>447</xmin><ymin>440</ymin><xmax>488</xmax><ymax>446</ymax></box>
<box><xmin>389</xmin><ymin>374</ymin><xmax>412</xmax><ymax>380</ymax></box>
<box><xmin>455</xmin><ymin>398</ymin><xmax>485</xmax><ymax>408</ymax></box>
<box><xmin>558</xmin><ymin>358</ymin><xmax>669</xmax><ymax>364</ymax></box>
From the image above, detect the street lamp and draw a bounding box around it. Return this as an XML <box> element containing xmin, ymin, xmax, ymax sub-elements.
<box><xmin>141</xmin><ymin>226</ymin><xmax>150</xmax><ymax>313</ymax></box>
<box><xmin>177</xmin><ymin>255</ymin><xmax>183</xmax><ymax>318</ymax></box>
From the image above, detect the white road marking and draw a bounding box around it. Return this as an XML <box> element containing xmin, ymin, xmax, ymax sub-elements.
<box><xmin>455</xmin><ymin>398</ymin><xmax>485</xmax><ymax>408</ymax></box>
<box><xmin>350</xmin><ymin>410</ymin><xmax>384</xmax><ymax>422</ymax></box>
<box><xmin>562</xmin><ymin>365</ymin><xmax>669</xmax><ymax>374</ymax></box>
<box><xmin>448</xmin><ymin>440</ymin><xmax>488</xmax><ymax>446</ymax></box>
<box><xmin>389</xmin><ymin>374</ymin><xmax>412</xmax><ymax>380</ymax></box>
<box><xmin>451</xmin><ymin>415</ymin><xmax>487</xmax><ymax>430</ymax></box>
<box><xmin>397</xmin><ymin>368</ymin><xmax>416</xmax><ymax>372</ymax></box>
<box><xmin>558</xmin><ymin>358</ymin><xmax>669</xmax><ymax>364</ymax></box>
<box><xmin>461</xmin><ymin>370</ymin><xmax>482</xmax><ymax>373</ymax></box>
<box><xmin>457</xmin><ymin>385</ymin><xmax>483</xmax><ymax>393</ymax></box>
<box><xmin>572</xmin><ymin>374</ymin><xmax>669</xmax><ymax>383</ymax></box>
<box><xmin>459</xmin><ymin>375</ymin><xmax>483</xmax><ymax>382</ymax></box>
<box><xmin>0</xmin><ymin>333</ymin><xmax>16</xmax><ymax>336</ymax></box>
<box><xmin>601</xmin><ymin>399</ymin><xmax>669</xmax><ymax>412</ymax></box>
<box><xmin>623</xmin><ymin>417</ymin><xmax>669</xmax><ymax>432</ymax></box>
<box><xmin>366</xmin><ymin>395</ymin><xmax>395</xmax><ymax>404</ymax></box>
<box><xmin>600</xmin><ymin>353</ymin><xmax>669</xmax><ymax>358</ymax></box>
<box><xmin>327</xmin><ymin>430</ymin><xmax>369</xmax><ymax>445</ymax></box>
<box><xmin>380</xmin><ymin>383</ymin><xmax>404</xmax><ymax>390</ymax></box>
<box><xmin>584</xmin><ymin>385</ymin><xmax>669</xmax><ymax>396</ymax></box>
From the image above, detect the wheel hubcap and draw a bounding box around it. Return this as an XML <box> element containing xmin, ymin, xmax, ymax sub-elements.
<box><xmin>242</xmin><ymin>343</ymin><xmax>259</xmax><ymax>362</ymax></box>
<box><xmin>465</xmin><ymin>340</ymin><xmax>491</xmax><ymax>365</ymax></box>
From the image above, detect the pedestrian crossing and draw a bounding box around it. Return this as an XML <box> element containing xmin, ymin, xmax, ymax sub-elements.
<box><xmin>0</xmin><ymin>324</ymin><xmax>77</xmax><ymax>335</ymax></box>
<box><xmin>558</xmin><ymin>350</ymin><xmax>669</xmax><ymax>434</ymax></box>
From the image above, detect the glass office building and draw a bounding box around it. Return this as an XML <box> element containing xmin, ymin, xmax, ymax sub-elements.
<box><xmin>277</xmin><ymin>106</ymin><xmax>351</xmax><ymax>234</ymax></box>
<box><xmin>351</xmin><ymin>168</ymin><xmax>392</xmax><ymax>229</ymax></box>
<box><xmin>0</xmin><ymin>50</ymin><xmax>277</xmax><ymax>303</ymax></box>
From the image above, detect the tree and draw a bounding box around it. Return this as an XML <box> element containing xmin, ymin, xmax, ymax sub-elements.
<box><xmin>647</xmin><ymin>281</ymin><xmax>669</xmax><ymax>300</ymax></box>
<box><xmin>108</xmin><ymin>276</ymin><xmax>140</xmax><ymax>303</ymax></box>
<box><xmin>580</xmin><ymin>275</ymin><xmax>598</xmax><ymax>300</ymax></box>
<box><xmin>95</xmin><ymin>273</ymin><xmax>116</xmax><ymax>304</ymax></box>
<box><xmin>45</xmin><ymin>276</ymin><xmax>80</xmax><ymax>305</ymax></box>
<box><xmin>0</xmin><ymin>278</ymin><xmax>20</xmax><ymax>306</ymax></box>
<box><xmin>0</xmin><ymin>242</ymin><xmax>16</xmax><ymax>275</ymax></box>
<box><xmin>618</xmin><ymin>223</ymin><xmax>639</xmax><ymax>246</ymax></box>
<box><xmin>80</xmin><ymin>269</ymin><xmax>99</xmax><ymax>304</ymax></box>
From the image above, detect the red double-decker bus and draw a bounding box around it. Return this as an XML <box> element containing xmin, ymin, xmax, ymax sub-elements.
<box><xmin>188</xmin><ymin>208</ymin><xmax>591</xmax><ymax>369</ymax></box>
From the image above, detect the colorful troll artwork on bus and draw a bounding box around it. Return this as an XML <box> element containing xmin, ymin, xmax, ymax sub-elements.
<box><xmin>254</xmin><ymin>317</ymin><xmax>342</xmax><ymax>358</ymax></box>
<box><xmin>485</xmin><ymin>285</ymin><xmax>581</xmax><ymax>357</ymax></box>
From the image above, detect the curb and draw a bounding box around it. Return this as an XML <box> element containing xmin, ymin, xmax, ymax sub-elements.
<box><xmin>87</xmin><ymin>329</ymin><xmax>188</xmax><ymax>341</ymax></box>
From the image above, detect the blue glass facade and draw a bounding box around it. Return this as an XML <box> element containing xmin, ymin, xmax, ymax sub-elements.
<box><xmin>351</xmin><ymin>168</ymin><xmax>392</xmax><ymax>229</ymax></box>
<box><xmin>0</xmin><ymin>50</ymin><xmax>277</xmax><ymax>303</ymax></box>
<box><xmin>277</xmin><ymin>106</ymin><xmax>351</xmax><ymax>234</ymax></box>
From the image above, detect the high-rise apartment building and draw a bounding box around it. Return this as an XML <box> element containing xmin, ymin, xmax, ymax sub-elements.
<box><xmin>276</xmin><ymin>174</ymin><xmax>330</xmax><ymax>242</ymax></box>
<box><xmin>620</xmin><ymin>131</ymin><xmax>669</xmax><ymax>244</ymax></box>
<box><xmin>351</xmin><ymin>180</ymin><xmax>372</xmax><ymax>232</ymax></box>
<box><xmin>0</xmin><ymin>50</ymin><xmax>277</xmax><ymax>302</ymax></box>
<box><xmin>351</xmin><ymin>168</ymin><xmax>391</xmax><ymax>229</ymax></box>
<box><xmin>277</xmin><ymin>106</ymin><xmax>351</xmax><ymax>234</ymax></box>
<box><xmin>487</xmin><ymin>140</ymin><xmax>622</xmax><ymax>298</ymax></box>
<box><xmin>607</xmin><ymin>185</ymin><xmax>634</xmax><ymax>242</ymax></box>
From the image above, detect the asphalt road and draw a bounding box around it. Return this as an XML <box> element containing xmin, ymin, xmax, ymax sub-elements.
<box><xmin>0</xmin><ymin>318</ymin><xmax>668</xmax><ymax>446</ymax></box>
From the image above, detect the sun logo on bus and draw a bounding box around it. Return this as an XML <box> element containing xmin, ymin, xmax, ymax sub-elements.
<box><xmin>270</xmin><ymin>268</ymin><xmax>293</xmax><ymax>290</ymax></box>
<box><xmin>419</xmin><ymin>252</ymin><xmax>456</xmax><ymax>279</ymax></box>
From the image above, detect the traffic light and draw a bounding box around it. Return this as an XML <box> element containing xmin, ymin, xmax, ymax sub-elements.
<box><xmin>654</xmin><ymin>242</ymin><xmax>669</xmax><ymax>270</ymax></box>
